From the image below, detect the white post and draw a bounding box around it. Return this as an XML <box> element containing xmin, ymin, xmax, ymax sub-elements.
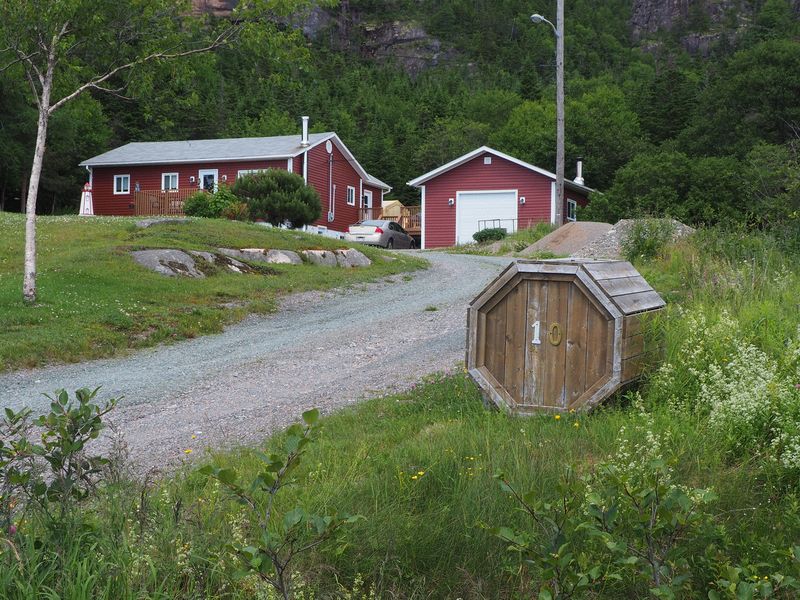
<box><xmin>301</xmin><ymin>116</ymin><xmax>310</xmax><ymax>147</ymax></box>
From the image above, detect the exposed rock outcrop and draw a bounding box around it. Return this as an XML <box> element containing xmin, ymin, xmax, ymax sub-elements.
<box><xmin>218</xmin><ymin>248</ymin><xmax>303</xmax><ymax>265</ymax></box>
<box><xmin>360</xmin><ymin>21</ymin><xmax>459</xmax><ymax>77</ymax></box>
<box><xmin>132</xmin><ymin>250</ymin><xmax>205</xmax><ymax>278</ymax></box>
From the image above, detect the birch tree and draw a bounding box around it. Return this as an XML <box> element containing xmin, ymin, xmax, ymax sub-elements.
<box><xmin>0</xmin><ymin>0</ymin><xmax>241</xmax><ymax>303</ymax></box>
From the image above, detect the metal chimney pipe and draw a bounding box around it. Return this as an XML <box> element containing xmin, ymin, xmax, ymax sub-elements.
<box><xmin>574</xmin><ymin>157</ymin><xmax>584</xmax><ymax>185</ymax></box>
<box><xmin>300</xmin><ymin>116</ymin><xmax>310</xmax><ymax>147</ymax></box>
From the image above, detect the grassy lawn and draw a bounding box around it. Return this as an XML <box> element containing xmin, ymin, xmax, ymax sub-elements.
<box><xmin>2</xmin><ymin>226</ymin><xmax>800</xmax><ymax>598</ymax></box>
<box><xmin>0</xmin><ymin>212</ymin><xmax>425</xmax><ymax>372</ymax></box>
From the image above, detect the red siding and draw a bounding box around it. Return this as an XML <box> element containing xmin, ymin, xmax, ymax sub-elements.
<box><xmin>362</xmin><ymin>184</ymin><xmax>382</xmax><ymax>207</ymax></box>
<box><xmin>92</xmin><ymin>160</ymin><xmax>287</xmax><ymax>215</ymax></box>
<box><xmin>421</xmin><ymin>152</ymin><xmax>588</xmax><ymax>249</ymax></box>
<box><xmin>292</xmin><ymin>153</ymin><xmax>304</xmax><ymax>176</ymax></box>
<box><xmin>305</xmin><ymin>140</ymin><xmax>363</xmax><ymax>233</ymax></box>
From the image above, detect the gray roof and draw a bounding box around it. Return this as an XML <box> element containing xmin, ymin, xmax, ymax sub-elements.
<box><xmin>79</xmin><ymin>133</ymin><xmax>336</xmax><ymax>167</ymax></box>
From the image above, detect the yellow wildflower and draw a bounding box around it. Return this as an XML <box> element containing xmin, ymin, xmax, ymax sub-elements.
<box><xmin>554</xmin><ymin>414</ymin><xmax>561</xmax><ymax>420</ymax></box>
<box><xmin>184</xmin><ymin>449</ymin><xmax>192</xmax><ymax>455</ymax></box>
<box><xmin>573</xmin><ymin>422</ymin><xmax>580</xmax><ymax>428</ymax></box>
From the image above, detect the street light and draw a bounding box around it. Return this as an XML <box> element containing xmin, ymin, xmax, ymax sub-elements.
<box><xmin>531</xmin><ymin>7</ymin><xmax>565</xmax><ymax>226</ymax></box>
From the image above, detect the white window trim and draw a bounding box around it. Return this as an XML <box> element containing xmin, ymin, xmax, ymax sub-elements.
<box><xmin>113</xmin><ymin>174</ymin><xmax>130</xmax><ymax>195</ymax></box>
<box><xmin>567</xmin><ymin>199</ymin><xmax>577</xmax><ymax>222</ymax></box>
<box><xmin>237</xmin><ymin>169</ymin><xmax>268</xmax><ymax>179</ymax></box>
<box><xmin>346</xmin><ymin>185</ymin><xmax>356</xmax><ymax>206</ymax></box>
<box><xmin>161</xmin><ymin>172</ymin><xmax>179</xmax><ymax>191</ymax></box>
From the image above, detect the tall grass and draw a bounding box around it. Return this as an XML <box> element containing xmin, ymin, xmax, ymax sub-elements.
<box><xmin>2</xmin><ymin>226</ymin><xmax>799</xmax><ymax>598</ymax></box>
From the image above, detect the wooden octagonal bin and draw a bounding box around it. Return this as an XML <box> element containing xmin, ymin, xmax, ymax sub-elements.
<box><xmin>466</xmin><ymin>259</ymin><xmax>665</xmax><ymax>414</ymax></box>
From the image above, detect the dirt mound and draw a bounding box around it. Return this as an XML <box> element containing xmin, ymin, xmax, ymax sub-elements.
<box><xmin>519</xmin><ymin>221</ymin><xmax>613</xmax><ymax>257</ymax></box>
<box><xmin>573</xmin><ymin>218</ymin><xmax>695</xmax><ymax>259</ymax></box>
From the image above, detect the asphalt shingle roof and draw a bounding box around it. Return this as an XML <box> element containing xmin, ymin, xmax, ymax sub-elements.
<box><xmin>79</xmin><ymin>133</ymin><xmax>335</xmax><ymax>167</ymax></box>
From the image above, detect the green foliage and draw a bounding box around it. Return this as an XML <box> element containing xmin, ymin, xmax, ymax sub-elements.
<box><xmin>472</xmin><ymin>227</ymin><xmax>507</xmax><ymax>243</ymax></box>
<box><xmin>199</xmin><ymin>408</ymin><xmax>363</xmax><ymax>599</ymax></box>
<box><xmin>223</xmin><ymin>201</ymin><xmax>251</xmax><ymax>221</ymax></box>
<box><xmin>0</xmin><ymin>387</ymin><xmax>116</xmax><ymax>542</ymax></box>
<box><xmin>588</xmin><ymin>150</ymin><xmax>750</xmax><ymax>225</ymax></box>
<box><xmin>183</xmin><ymin>191</ymin><xmax>215</xmax><ymax>218</ymax></box>
<box><xmin>232</xmin><ymin>169</ymin><xmax>321</xmax><ymax>228</ymax></box>
<box><xmin>183</xmin><ymin>186</ymin><xmax>239</xmax><ymax>219</ymax></box>
<box><xmin>622</xmin><ymin>218</ymin><xmax>677</xmax><ymax>262</ymax></box>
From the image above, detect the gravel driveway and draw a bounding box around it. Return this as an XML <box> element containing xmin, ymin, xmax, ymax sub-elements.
<box><xmin>0</xmin><ymin>252</ymin><xmax>512</xmax><ymax>473</ymax></box>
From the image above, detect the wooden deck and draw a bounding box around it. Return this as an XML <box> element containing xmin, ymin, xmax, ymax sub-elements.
<box><xmin>359</xmin><ymin>205</ymin><xmax>421</xmax><ymax>235</ymax></box>
<box><xmin>133</xmin><ymin>189</ymin><xmax>197</xmax><ymax>216</ymax></box>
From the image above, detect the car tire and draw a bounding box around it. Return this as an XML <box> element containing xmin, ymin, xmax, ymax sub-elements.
<box><xmin>387</xmin><ymin>239</ymin><xmax>394</xmax><ymax>249</ymax></box>
<box><xmin>409</xmin><ymin>239</ymin><xmax>416</xmax><ymax>249</ymax></box>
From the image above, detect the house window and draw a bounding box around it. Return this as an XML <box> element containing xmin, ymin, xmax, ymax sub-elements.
<box><xmin>114</xmin><ymin>175</ymin><xmax>130</xmax><ymax>195</ymax></box>
<box><xmin>346</xmin><ymin>186</ymin><xmax>356</xmax><ymax>206</ymax></box>
<box><xmin>237</xmin><ymin>169</ymin><xmax>268</xmax><ymax>179</ymax></box>
<box><xmin>162</xmin><ymin>173</ymin><xmax>178</xmax><ymax>191</ymax></box>
<box><xmin>567</xmin><ymin>199</ymin><xmax>577</xmax><ymax>222</ymax></box>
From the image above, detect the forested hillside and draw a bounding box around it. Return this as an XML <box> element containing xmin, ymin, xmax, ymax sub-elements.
<box><xmin>1</xmin><ymin>0</ymin><xmax>798</xmax><ymax>228</ymax></box>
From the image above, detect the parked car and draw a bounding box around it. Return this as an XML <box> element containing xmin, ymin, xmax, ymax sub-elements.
<box><xmin>344</xmin><ymin>219</ymin><xmax>416</xmax><ymax>249</ymax></box>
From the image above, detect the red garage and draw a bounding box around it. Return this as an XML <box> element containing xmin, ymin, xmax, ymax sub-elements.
<box><xmin>407</xmin><ymin>147</ymin><xmax>593</xmax><ymax>249</ymax></box>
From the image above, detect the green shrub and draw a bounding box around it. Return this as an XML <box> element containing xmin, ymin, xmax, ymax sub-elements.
<box><xmin>232</xmin><ymin>169</ymin><xmax>321</xmax><ymax>227</ymax></box>
<box><xmin>182</xmin><ymin>191</ymin><xmax>214</xmax><ymax>217</ymax></box>
<box><xmin>622</xmin><ymin>218</ymin><xmax>677</xmax><ymax>261</ymax></box>
<box><xmin>473</xmin><ymin>227</ymin><xmax>507</xmax><ymax>243</ymax></box>
<box><xmin>183</xmin><ymin>186</ymin><xmax>238</xmax><ymax>218</ymax></box>
<box><xmin>222</xmin><ymin>201</ymin><xmax>250</xmax><ymax>221</ymax></box>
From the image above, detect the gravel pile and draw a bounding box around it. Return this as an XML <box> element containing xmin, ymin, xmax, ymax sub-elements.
<box><xmin>573</xmin><ymin>218</ymin><xmax>695</xmax><ymax>259</ymax></box>
<box><xmin>520</xmin><ymin>221</ymin><xmax>612</xmax><ymax>257</ymax></box>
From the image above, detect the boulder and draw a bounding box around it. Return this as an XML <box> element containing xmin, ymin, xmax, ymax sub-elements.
<box><xmin>131</xmin><ymin>249</ymin><xmax>204</xmax><ymax>278</ymax></box>
<box><xmin>218</xmin><ymin>248</ymin><xmax>302</xmax><ymax>265</ymax></box>
<box><xmin>265</xmin><ymin>249</ymin><xmax>303</xmax><ymax>265</ymax></box>
<box><xmin>335</xmin><ymin>248</ymin><xmax>372</xmax><ymax>268</ymax></box>
<box><xmin>301</xmin><ymin>250</ymin><xmax>338</xmax><ymax>266</ymax></box>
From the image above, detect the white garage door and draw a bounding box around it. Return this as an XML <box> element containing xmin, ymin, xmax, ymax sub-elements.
<box><xmin>456</xmin><ymin>190</ymin><xmax>518</xmax><ymax>244</ymax></box>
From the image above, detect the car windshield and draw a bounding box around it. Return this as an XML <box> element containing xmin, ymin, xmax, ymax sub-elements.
<box><xmin>359</xmin><ymin>220</ymin><xmax>385</xmax><ymax>227</ymax></box>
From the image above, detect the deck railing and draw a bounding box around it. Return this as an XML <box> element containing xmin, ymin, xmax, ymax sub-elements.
<box><xmin>133</xmin><ymin>189</ymin><xmax>198</xmax><ymax>216</ymax></box>
<box><xmin>359</xmin><ymin>205</ymin><xmax>421</xmax><ymax>233</ymax></box>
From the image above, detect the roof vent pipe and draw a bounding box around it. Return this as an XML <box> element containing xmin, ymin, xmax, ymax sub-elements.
<box><xmin>300</xmin><ymin>116</ymin><xmax>310</xmax><ymax>147</ymax></box>
<box><xmin>574</xmin><ymin>157</ymin><xmax>584</xmax><ymax>185</ymax></box>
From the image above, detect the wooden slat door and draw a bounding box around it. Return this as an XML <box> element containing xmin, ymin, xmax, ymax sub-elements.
<box><xmin>522</xmin><ymin>279</ymin><xmax>608</xmax><ymax>408</ymax></box>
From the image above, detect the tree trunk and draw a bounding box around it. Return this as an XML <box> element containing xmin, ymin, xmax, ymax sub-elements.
<box><xmin>22</xmin><ymin>77</ymin><xmax>53</xmax><ymax>304</ymax></box>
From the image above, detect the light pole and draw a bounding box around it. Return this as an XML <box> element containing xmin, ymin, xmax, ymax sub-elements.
<box><xmin>531</xmin><ymin>6</ymin><xmax>564</xmax><ymax>226</ymax></box>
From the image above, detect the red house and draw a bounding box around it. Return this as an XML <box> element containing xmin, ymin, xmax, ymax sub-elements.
<box><xmin>407</xmin><ymin>147</ymin><xmax>594</xmax><ymax>249</ymax></box>
<box><xmin>79</xmin><ymin>117</ymin><xmax>391</xmax><ymax>237</ymax></box>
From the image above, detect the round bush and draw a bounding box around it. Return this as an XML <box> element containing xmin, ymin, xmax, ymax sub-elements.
<box><xmin>232</xmin><ymin>169</ymin><xmax>322</xmax><ymax>228</ymax></box>
<box><xmin>183</xmin><ymin>192</ymin><xmax>214</xmax><ymax>217</ymax></box>
<box><xmin>473</xmin><ymin>227</ymin><xmax>508</xmax><ymax>243</ymax></box>
<box><xmin>183</xmin><ymin>187</ymin><xmax>238</xmax><ymax>219</ymax></box>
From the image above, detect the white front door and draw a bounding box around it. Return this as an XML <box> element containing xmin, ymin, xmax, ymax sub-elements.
<box><xmin>362</xmin><ymin>190</ymin><xmax>374</xmax><ymax>219</ymax></box>
<box><xmin>199</xmin><ymin>169</ymin><xmax>218</xmax><ymax>192</ymax></box>
<box><xmin>455</xmin><ymin>190</ymin><xmax>518</xmax><ymax>244</ymax></box>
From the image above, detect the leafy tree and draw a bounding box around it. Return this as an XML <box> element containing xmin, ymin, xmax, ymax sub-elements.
<box><xmin>415</xmin><ymin>116</ymin><xmax>490</xmax><ymax>173</ymax></box>
<box><xmin>681</xmin><ymin>39</ymin><xmax>800</xmax><ymax>156</ymax></box>
<box><xmin>232</xmin><ymin>169</ymin><xmax>322</xmax><ymax>227</ymax></box>
<box><xmin>588</xmin><ymin>149</ymin><xmax>749</xmax><ymax>225</ymax></box>
<box><xmin>584</xmin><ymin>150</ymin><xmax>694</xmax><ymax>222</ymax></box>
<box><xmin>0</xmin><ymin>0</ymin><xmax>240</xmax><ymax>303</ymax></box>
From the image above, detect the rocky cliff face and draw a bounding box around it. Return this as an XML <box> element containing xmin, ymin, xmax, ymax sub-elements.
<box><xmin>359</xmin><ymin>21</ymin><xmax>459</xmax><ymax>77</ymax></box>
<box><xmin>191</xmin><ymin>0</ymin><xmax>237</xmax><ymax>17</ymax></box>
<box><xmin>630</xmin><ymin>0</ymin><xmax>742</xmax><ymax>40</ymax></box>
<box><xmin>631</xmin><ymin>0</ymin><xmax>800</xmax><ymax>55</ymax></box>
